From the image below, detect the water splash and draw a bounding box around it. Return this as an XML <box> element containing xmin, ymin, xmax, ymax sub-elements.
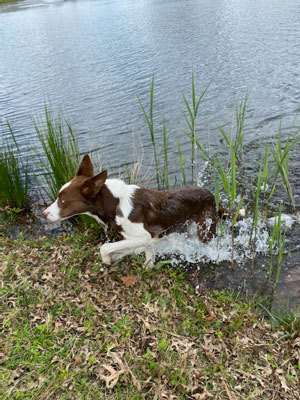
<box><xmin>149</xmin><ymin>217</ymin><xmax>270</xmax><ymax>265</ymax></box>
<box><xmin>267</xmin><ymin>213</ymin><xmax>300</xmax><ymax>230</ymax></box>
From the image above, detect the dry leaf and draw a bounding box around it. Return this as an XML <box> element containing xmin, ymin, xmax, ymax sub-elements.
<box><xmin>192</xmin><ymin>390</ymin><xmax>213</xmax><ymax>399</ymax></box>
<box><xmin>222</xmin><ymin>378</ymin><xmax>238</xmax><ymax>400</ymax></box>
<box><xmin>99</xmin><ymin>365</ymin><xmax>126</xmax><ymax>389</ymax></box>
<box><xmin>121</xmin><ymin>275</ymin><xmax>137</xmax><ymax>288</ymax></box>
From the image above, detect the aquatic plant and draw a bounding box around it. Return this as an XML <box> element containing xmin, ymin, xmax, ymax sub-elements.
<box><xmin>234</xmin><ymin>92</ymin><xmax>248</xmax><ymax>167</ymax></box>
<box><xmin>138</xmin><ymin>76</ymin><xmax>161</xmax><ymax>188</ymax></box>
<box><xmin>268</xmin><ymin>118</ymin><xmax>300</xmax><ymax>213</ymax></box>
<box><xmin>268</xmin><ymin>202</ymin><xmax>286</xmax><ymax>289</ymax></box>
<box><xmin>0</xmin><ymin>122</ymin><xmax>29</xmax><ymax>209</ymax></box>
<box><xmin>249</xmin><ymin>162</ymin><xmax>263</xmax><ymax>246</ymax></box>
<box><xmin>182</xmin><ymin>72</ymin><xmax>210</xmax><ymax>185</ymax></box>
<box><xmin>33</xmin><ymin>106</ymin><xmax>80</xmax><ymax>201</ymax></box>
<box><xmin>162</xmin><ymin>119</ymin><xmax>170</xmax><ymax>189</ymax></box>
<box><xmin>176</xmin><ymin>140</ymin><xmax>187</xmax><ymax>185</ymax></box>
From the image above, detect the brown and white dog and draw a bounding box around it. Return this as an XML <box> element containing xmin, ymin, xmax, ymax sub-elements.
<box><xmin>43</xmin><ymin>154</ymin><xmax>243</xmax><ymax>265</ymax></box>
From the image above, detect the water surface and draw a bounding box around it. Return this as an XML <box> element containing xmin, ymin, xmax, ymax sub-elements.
<box><xmin>1</xmin><ymin>0</ymin><xmax>300</xmax><ymax>173</ymax></box>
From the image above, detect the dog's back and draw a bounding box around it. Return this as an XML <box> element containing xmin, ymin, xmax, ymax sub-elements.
<box><xmin>129</xmin><ymin>186</ymin><xmax>217</xmax><ymax>241</ymax></box>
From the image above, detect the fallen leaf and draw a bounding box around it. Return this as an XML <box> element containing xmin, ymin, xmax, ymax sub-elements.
<box><xmin>51</xmin><ymin>355</ymin><xmax>61</xmax><ymax>364</ymax></box>
<box><xmin>222</xmin><ymin>378</ymin><xmax>238</xmax><ymax>400</ymax></box>
<box><xmin>192</xmin><ymin>390</ymin><xmax>213</xmax><ymax>399</ymax></box>
<box><xmin>121</xmin><ymin>275</ymin><xmax>137</xmax><ymax>288</ymax></box>
<box><xmin>98</xmin><ymin>365</ymin><xmax>126</xmax><ymax>388</ymax></box>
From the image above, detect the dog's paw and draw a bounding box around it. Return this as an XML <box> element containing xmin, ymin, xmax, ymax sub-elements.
<box><xmin>102</xmin><ymin>255</ymin><xmax>112</xmax><ymax>265</ymax></box>
<box><xmin>100</xmin><ymin>244</ymin><xmax>113</xmax><ymax>265</ymax></box>
<box><xmin>144</xmin><ymin>250</ymin><xmax>154</xmax><ymax>269</ymax></box>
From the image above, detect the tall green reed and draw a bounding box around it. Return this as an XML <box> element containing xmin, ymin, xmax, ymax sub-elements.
<box><xmin>139</xmin><ymin>77</ymin><xmax>172</xmax><ymax>189</ymax></box>
<box><xmin>0</xmin><ymin>122</ymin><xmax>29</xmax><ymax>209</ymax></box>
<box><xmin>182</xmin><ymin>72</ymin><xmax>210</xmax><ymax>185</ymax></box>
<box><xmin>213</xmin><ymin>127</ymin><xmax>238</xmax><ymax>210</ymax></box>
<box><xmin>234</xmin><ymin>92</ymin><xmax>248</xmax><ymax>166</ymax></box>
<box><xmin>162</xmin><ymin>119</ymin><xmax>170</xmax><ymax>189</ymax></box>
<box><xmin>138</xmin><ymin>76</ymin><xmax>161</xmax><ymax>188</ymax></box>
<box><xmin>249</xmin><ymin>162</ymin><xmax>262</xmax><ymax>246</ymax></box>
<box><xmin>268</xmin><ymin>120</ymin><xmax>300</xmax><ymax>213</ymax></box>
<box><xmin>267</xmin><ymin>202</ymin><xmax>286</xmax><ymax>289</ymax></box>
<box><xmin>176</xmin><ymin>141</ymin><xmax>186</xmax><ymax>186</ymax></box>
<box><xmin>33</xmin><ymin>107</ymin><xmax>80</xmax><ymax>201</ymax></box>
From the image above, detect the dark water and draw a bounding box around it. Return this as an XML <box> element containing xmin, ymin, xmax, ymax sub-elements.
<box><xmin>1</xmin><ymin>0</ymin><xmax>300</xmax><ymax>172</ymax></box>
<box><xmin>1</xmin><ymin>0</ymin><xmax>300</xmax><ymax>311</ymax></box>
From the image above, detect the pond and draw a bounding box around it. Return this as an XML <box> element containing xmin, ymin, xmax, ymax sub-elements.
<box><xmin>1</xmin><ymin>0</ymin><xmax>300</xmax><ymax>169</ymax></box>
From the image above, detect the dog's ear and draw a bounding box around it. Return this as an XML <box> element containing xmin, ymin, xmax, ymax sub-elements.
<box><xmin>81</xmin><ymin>170</ymin><xmax>107</xmax><ymax>198</ymax></box>
<box><xmin>77</xmin><ymin>154</ymin><xmax>94</xmax><ymax>177</ymax></box>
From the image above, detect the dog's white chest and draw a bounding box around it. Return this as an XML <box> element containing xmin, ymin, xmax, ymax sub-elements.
<box><xmin>116</xmin><ymin>216</ymin><xmax>151</xmax><ymax>241</ymax></box>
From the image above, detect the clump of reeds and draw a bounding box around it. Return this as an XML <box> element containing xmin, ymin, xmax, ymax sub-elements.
<box><xmin>138</xmin><ymin>76</ymin><xmax>161</xmax><ymax>188</ymax></box>
<box><xmin>268</xmin><ymin>202</ymin><xmax>286</xmax><ymax>289</ymax></box>
<box><xmin>33</xmin><ymin>106</ymin><xmax>80</xmax><ymax>201</ymax></box>
<box><xmin>268</xmin><ymin>117</ymin><xmax>300</xmax><ymax>213</ymax></box>
<box><xmin>182</xmin><ymin>72</ymin><xmax>210</xmax><ymax>185</ymax></box>
<box><xmin>138</xmin><ymin>77</ymin><xmax>172</xmax><ymax>189</ymax></box>
<box><xmin>0</xmin><ymin>122</ymin><xmax>29</xmax><ymax>209</ymax></box>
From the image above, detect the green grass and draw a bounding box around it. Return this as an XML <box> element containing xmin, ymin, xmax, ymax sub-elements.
<box><xmin>0</xmin><ymin>122</ymin><xmax>29</xmax><ymax>209</ymax></box>
<box><xmin>1</xmin><ymin>232</ymin><xmax>299</xmax><ymax>399</ymax></box>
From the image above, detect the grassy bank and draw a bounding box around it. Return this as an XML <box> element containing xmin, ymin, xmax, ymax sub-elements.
<box><xmin>1</xmin><ymin>231</ymin><xmax>299</xmax><ymax>399</ymax></box>
<box><xmin>0</xmin><ymin>0</ymin><xmax>21</xmax><ymax>4</ymax></box>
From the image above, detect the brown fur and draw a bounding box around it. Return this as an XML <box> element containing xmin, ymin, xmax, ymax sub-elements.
<box><xmin>129</xmin><ymin>187</ymin><xmax>218</xmax><ymax>241</ymax></box>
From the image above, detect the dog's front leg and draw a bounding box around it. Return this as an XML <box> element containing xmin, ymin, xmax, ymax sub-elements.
<box><xmin>100</xmin><ymin>236</ymin><xmax>153</xmax><ymax>265</ymax></box>
<box><xmin>100</xmin><ymin>244</ymin><xmax>114</xmax><ymax>265</ymax></box>
<box><xmin>144</xmin><ymin>249</ymin><xmax>155</xmax><ymax>268</ymax></box>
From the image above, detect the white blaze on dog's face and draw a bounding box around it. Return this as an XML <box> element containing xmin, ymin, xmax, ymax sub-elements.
<box><xmin>43</xmin><ymin>181</ymin><xmax>72</xmax><ymax>222</ymax></box>
<box><xmin>43</xmin><ymin>155</ymin><xmax>107</xmax><ymax>222</ymax></box>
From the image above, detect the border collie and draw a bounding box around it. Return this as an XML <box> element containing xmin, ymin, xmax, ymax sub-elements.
<box><xmin>43</xmin><ymin>155</ymin><xmax>243</xmax><ymax>265</ymax></box>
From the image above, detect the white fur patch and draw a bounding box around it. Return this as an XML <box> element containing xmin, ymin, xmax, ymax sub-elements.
<box><xmin>100</xmin><ymin>217</ymin><xmax>153</xmax><ymax>264</ymax></box>
<box><xmin>99</xmin><ymin>180</ymin><xmax>153</xmax><ymax>263</ymax></box>
<box><xmin>84</xmin><ymin>212</ymin><xmax>106</xmax><ymax>226</ymax></box>
<box><xmin>44</xmin><ymin>199</ymin><xmax>61</xmax><ymax>222</ymax></box>
<box><xmin>43</xmin><ymin>181</ymin><xmax>72</xmax><ymax>222</ymax></box>
<box><xmin>105</xmin><ymin>179</ymin><xmax>139</xmax><ymax>218</ymax></box>
<box><xmin>117</xmin><ymin>216</ymin><xmax>151</xmax><ymax>240</ymax></box>
<box><xmin>59</xmin><ymin>181</ymin><xmax>72</xmax><ymax>193</ymax></box>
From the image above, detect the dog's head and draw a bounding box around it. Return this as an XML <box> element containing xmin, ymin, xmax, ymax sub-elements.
<box><xmin>43</xmin><ymin>155</ymin><xmax>107</xmax><ymax>222</ymax></box>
